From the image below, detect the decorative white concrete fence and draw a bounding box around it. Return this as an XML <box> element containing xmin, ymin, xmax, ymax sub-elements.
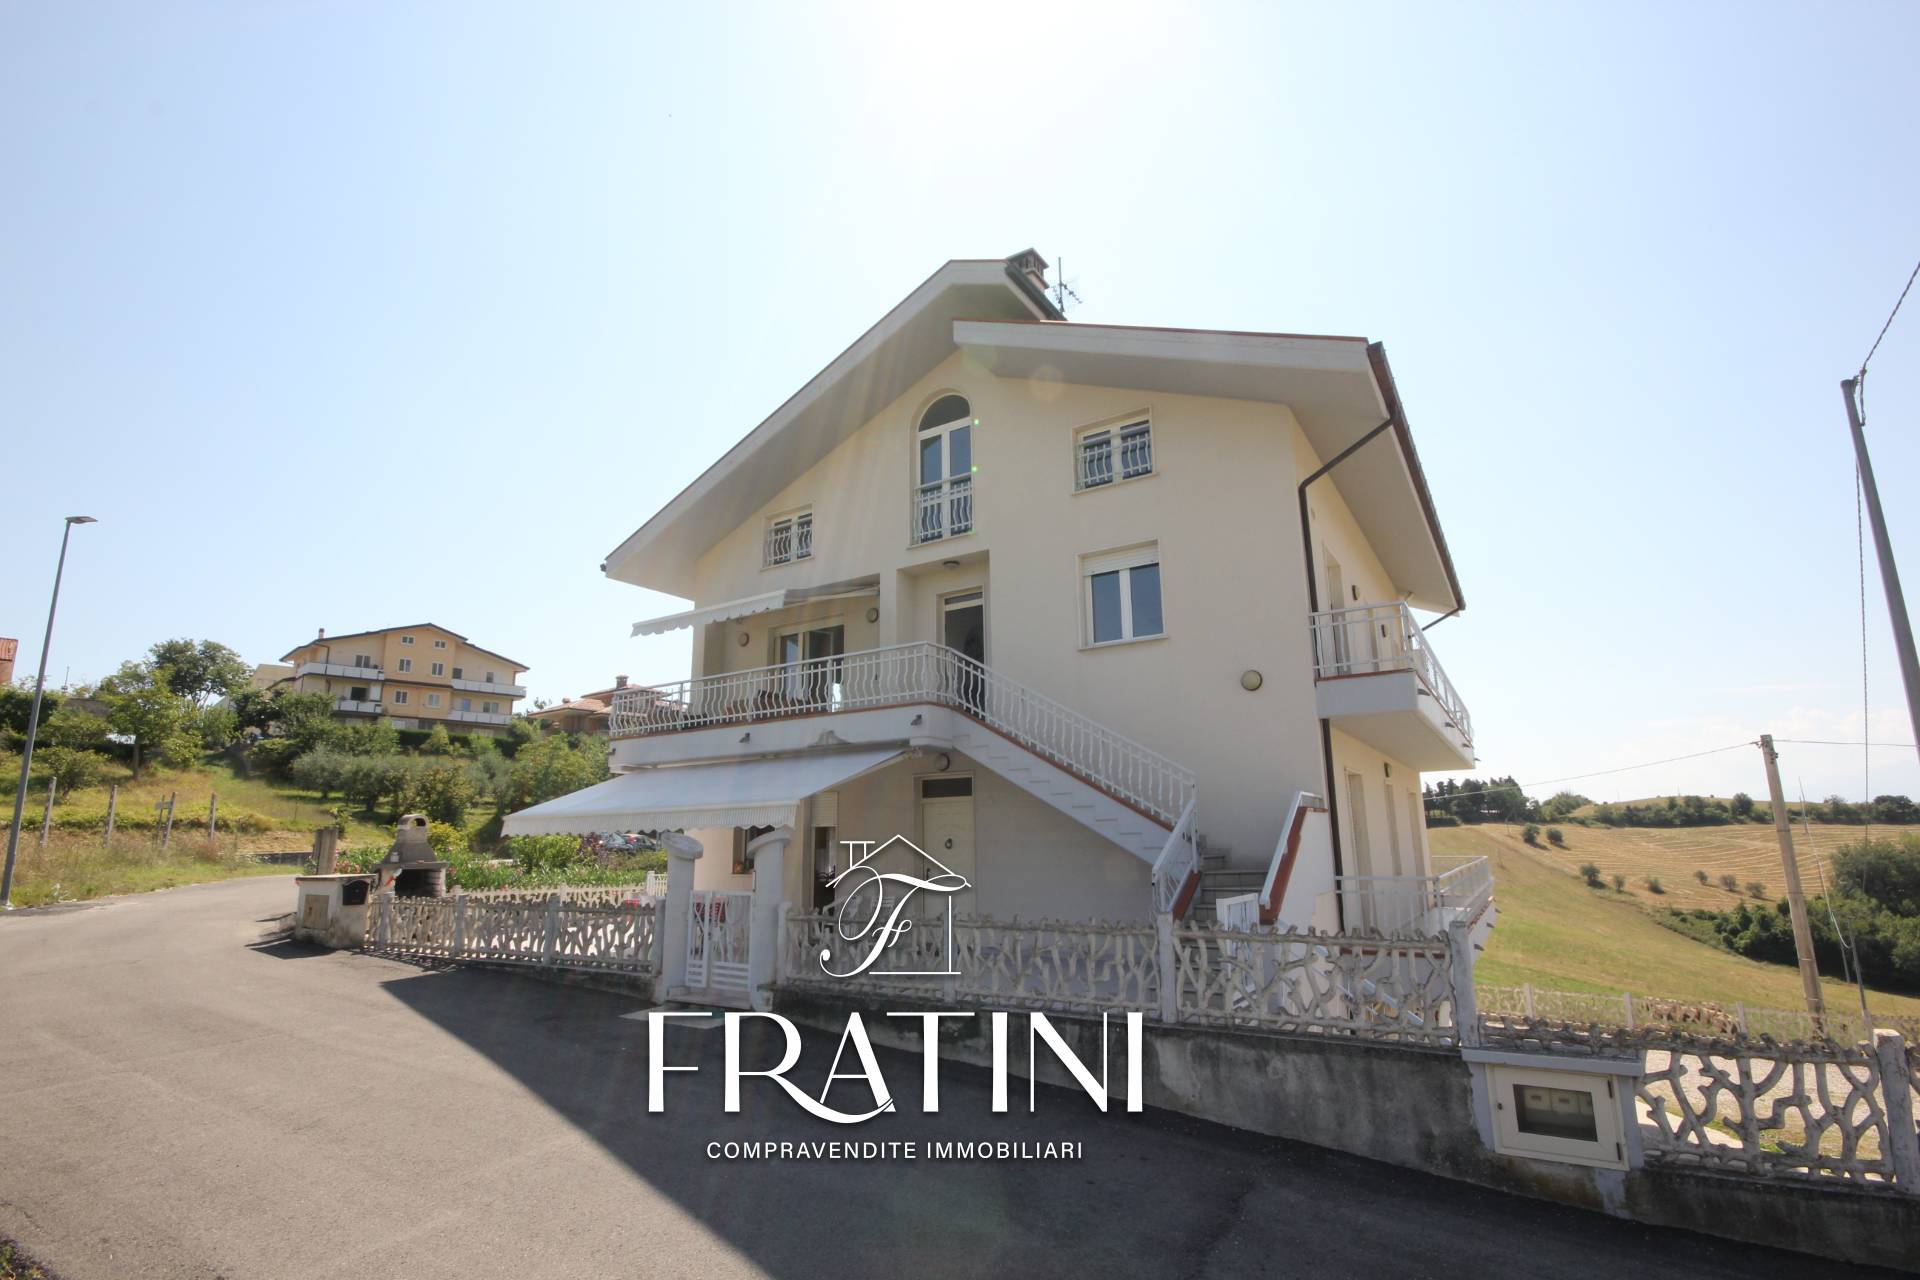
<box><xmin>459</xmin><ymin>880</ymin><xmax>663</xmax><ymax>907</ymax></box>
<box><xmin>371</xmin><ymin>890</ymin><xmax>661</xmax><ymax>976</ymax></box>
<box><xmin>778</xmin><ymin>908</ymin><xmax>1464</xmax><ymax>1045</ymax></box>
<box><xmin>1478</xmin><ymin>1014</ymin><xmax>1920</xmax><ymax>1190</ymax></box>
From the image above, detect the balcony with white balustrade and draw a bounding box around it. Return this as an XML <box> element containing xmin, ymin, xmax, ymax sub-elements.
<box><xmin>297</xmin><ymin>660</ymin><xmax>383</xmax><ymax>681</ymax></box>
<box><xmin>1310</xmin><ymin>602</ymin><xmax>1474</xmax><ymax>770</ymax></box>
<box><xmin>450</xmin><ymin>676</ymin><xmax>527</xmax><ymax>697</ymax></box>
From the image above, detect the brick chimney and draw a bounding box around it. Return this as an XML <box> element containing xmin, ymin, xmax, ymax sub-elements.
<box><xmin>317</xmin><ymin>627</ymin><xmax>326</xmax><ymax>639</ymax></box>
<box><xmin>614</xmin><ymin>675</ymin><xmax>628</xmax><ymax>689</ymax></box>
<box><xmin>1006</xmin><ymin>248</ymin><xmax>1049</xmax><ymax>293</ymax></box>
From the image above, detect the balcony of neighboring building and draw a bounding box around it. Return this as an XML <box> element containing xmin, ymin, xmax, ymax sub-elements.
<box><xmin>1310</xmin><ymin>602</ymin><xmax>1474</xmax><ymax>770</ymax></box>
<box><xmin>448</xmin><ymin>708</ymin><xmax>512</xmax><ymax>727</ymax></box>
<box><xmin>450</xmin><ymin>674</ymin><xmax>527</xmax><ymax>697</ymax></box>
<box><xmin>333</xmin><ymin>697</ymin><xmax>383</xmax><ymax>716</ymax></box>
<box><xmin>296</xmin><ymin>659</ymin><xmax>384</xmax><ymax>681</ymax></box>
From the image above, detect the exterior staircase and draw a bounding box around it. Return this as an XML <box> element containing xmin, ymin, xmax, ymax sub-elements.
<box><xmin>1186</xmin><ymin>839</ymin><xmax>1263</xmax><ymax>925</ymax></box>
<box><xmin>947</xmin><ymin>723</ymin><xmax>1172</xmax><ymax>863</ymax></box>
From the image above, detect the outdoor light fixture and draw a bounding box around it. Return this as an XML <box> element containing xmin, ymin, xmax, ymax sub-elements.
<box><xmin>1240</xmin><ymin>670</ymin><xmax>1263</xmax><ymax>691</ymax></box>
<box><xmin>738</xmin><ymin>632</ymin><xmax>751</xmax><ymax>646</ymax></box>
<box><xmin>942</xmin><ymin>559</ymin><xmax>960</xmax><ymax>569</ymax></box>
<box><xmin>934</xmin><ymin>753</ymin><xmax>951</xmax><ymax>772</ymax></box>
<box><xmin>866</xmin><ymin>606</ymin><xmax>879</xmax><ymax>624</ymax></box>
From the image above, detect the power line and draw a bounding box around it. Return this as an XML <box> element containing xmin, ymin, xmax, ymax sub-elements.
<box><xmin>1858</xmin><ymin>255</ymin><xmax>1920</xmax><ymax>381</ymax></box>
<box><xmin>1772</xmin><ymin>738</ymin><xmax>1919</xmax><ymax>749</ymax></box>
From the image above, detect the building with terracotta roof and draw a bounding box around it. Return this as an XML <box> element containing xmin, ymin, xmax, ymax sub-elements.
<box><xmin>274</xmin><ymin>623</ymin><xmax>528</xmax><ymax>736</ymax></box>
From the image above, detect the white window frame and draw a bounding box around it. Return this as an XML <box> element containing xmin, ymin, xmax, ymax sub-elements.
<box><xmin>426</xmin><ymin>693</ymin><xmax>442</xmax><ymax>708</ymax></box>
<box><xmin>1075</xmin><ymin>415</ymin><xmax>1153</xmax><ymax>491</ymax></box>
<box><xmin>393</xmin><ymin>690</ymin><xmax>410</xmax><ymax>706</ymax></box>
<box><xmin>430</xmin><ymin>661</ymin><xmax>445</xmax><ymax>677</ymax></box>
<box><xmin>1081</xmin><ymin>543</ymin><xmax>1165</xmax><ymax>647</ymax></box>
<box><xmin>433</xmin><ymin>638</ymin><xmax>447</xmax><ymax>649</ymax></box>
<box><xmin>458</xmin><ymin>697</ymin><xmax>472</xmax><ymax>712</ymax></box>
<box><xmin>913</xmin><ymin>396</ymin><xmax>974</xmax><ymax>544</ymax></box>
<box><xmin>400</xmin><ymin>635</ymin><xmax>414</xmax><ymax>646</ymax></box>
<box><xmin>764</xmin><ymin>507</ymin><xmax>814</xmax><ymax>567</ymax></box>
<box><xmin>398</xmin><ymin>657</ymin><xmax>413</xmax><ymax>673</ymax></box>
<box><xmin>484</xmin><ymin>670</ymin><xmax>497</xmax><ymax>683</ymax></box>
<box><xmin>483</xmin><ymin>700</ymin><xmax>499</xmax><ymax>713</ymax></box>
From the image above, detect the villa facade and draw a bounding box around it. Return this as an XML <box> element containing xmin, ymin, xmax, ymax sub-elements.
<box><xmin>506</xmin><ymin>249</ymin><xmax>1490</xmax><ymax>1005</ymax></box>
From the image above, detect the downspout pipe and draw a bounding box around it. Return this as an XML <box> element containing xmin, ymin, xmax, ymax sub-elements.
<box><xmin>1420</xmin><ymin>607</ymin><xmax>1461</xmax><ymax>632</ymax></box>
<box><xmin>1297</xmin><ymin>416</ymin><xmax>1395</xmax><ymax>930</ymax></box>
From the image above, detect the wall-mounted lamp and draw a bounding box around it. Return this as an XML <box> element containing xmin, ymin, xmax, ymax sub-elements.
<box><xmin>1240</xmin><ymin>670</ymin><xmax>1264</xmax><ymax>691</ymax></box>
<box><xmin>942</xmin><ymin>559</ymin><xmax>960</xmax><ymax>569</ymax></box>
<box><xmin>866</xmin><ymin>606</ymin><xmax>880</xmax><ymax>624</ymax></box>
<box><xmin>738</xmin><ymin>632</ymin><xmax>751</xmax><ymax>646</ymax></box>
<box><xmin>934</xmin><ymin>752</ymin><xmax>952</xmax><ymax>772</ymax></box>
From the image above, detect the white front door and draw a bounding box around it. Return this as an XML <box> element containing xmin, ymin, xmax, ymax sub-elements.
<box><xmin>919</xmin><ymin>795</ymin><xmax>976</xmax><ymax>915</ymax></box>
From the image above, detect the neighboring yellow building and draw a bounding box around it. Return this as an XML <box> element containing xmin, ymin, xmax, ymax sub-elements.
<box><xmin>275</xmin><ymin>624</ymin><xmax>528</xmax><ymax>736</ymax></box>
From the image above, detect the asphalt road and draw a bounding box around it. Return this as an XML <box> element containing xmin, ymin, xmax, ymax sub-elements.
<box><xmin>0</xmin><ymin>877</ymin><xmax>1892</xmax><ymax>1279</ymax></box>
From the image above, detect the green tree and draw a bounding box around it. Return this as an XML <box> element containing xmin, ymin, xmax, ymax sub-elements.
<box><xmin>0</xmin><ymin>682</ymin><xmax>58</xmax><ymax>735</ymax></box>
<box><xmin>36</xmin><ymin>703</ymin><xmax>110</xmax><ymax>752</ymax></box>
<box><xmin>421</xmin><ymin>724</ymin><xmax>455</xmax><ymax>756</ymax></box>
<box><xmin>30</xmin><ymin>745</ymin><xmax>109</xmax><ymax>793</ymax></box>
<box><xmin>147</xmin><ymin>638</ymin><xmax>251</xmax><ymax>708</ymax></box>
<box><xmin>103</xmin><ymin>665</ymin><xmax>194</xmax><ymax>777</ymax></box>
<box><xmin>508</xmin><ymin>734</ymin><xmax>609</xmax><ymax>809</ymax></box>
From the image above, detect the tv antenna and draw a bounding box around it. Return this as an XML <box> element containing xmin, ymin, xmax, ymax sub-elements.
<box><xmin>1052</xmin><ymin>256</ymin><xmax>1083</xmax><ymax>315</ymax></box>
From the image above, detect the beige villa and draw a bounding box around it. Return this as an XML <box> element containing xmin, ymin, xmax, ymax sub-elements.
<box><xmin>506</xmin><ymin>248</ymin><xmax>1490</xmax><ymax>1005</ymax></box>
<box><xmin>275</xmin><ymin>624</ymin><xmax>528</xmax><ymax>736</ymax></box>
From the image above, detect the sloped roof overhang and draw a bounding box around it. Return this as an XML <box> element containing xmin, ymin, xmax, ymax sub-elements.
<box><xmin>602</xmin><ymin>260</ymin><xmax>1053</xmax><ymax>597</ymax></box>
<box><xmin>951</xmin><ymin>319</ymin><xmax>1462</xmax><ymax>612</ymax></box>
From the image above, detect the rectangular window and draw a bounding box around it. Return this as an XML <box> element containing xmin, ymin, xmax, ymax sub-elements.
<box><xmin>451</xmin><ymin>667</ymin><xmax>463</xmax><ymax>680</ymax></box>
<box><xmin>400</xmin><ymin>635</ymin><xmax>414</xmax><ymax>645</ymax></box>
<box><xmin>458</xmin><ymin>698</ymin><xmax>472</xmax><ymax>711</ymax></box>
<box><xmin>483</xmin><ymin>701</ymin><xmax>499</xmax><ymax>713</ymax></box>
<box><xmin>484</xmin><ymin>670</ymin><xmax>497</xmax><ymax>683</ymax></box>
<box><xmin>427</xmin><ymin>693</ymin><xmax>441</xmax><ymax>708</ymax></box>
<box><xmin>433</xmin><ymin>639</ymin><xmax>447</xmax><ymax>649</ymax></box>
<box><xmin>1083</xmin><ymin>544</ymin><xmax>1165</xmax><ymax>645</ymax></box>
<box><xmin>393</xmin><ymin>690</ymin><xmax>410</xmax><ymax>705</ymax></box>
<box><xmin>764</xmin><ymin>509</ymin><xmax>814</xmax><ymax>566</ymax></box>
<box><xmin>1077</xmin><ymin>419</ymin><xmax>1152</xmax><ymax>490</ymax></box>
<box><xmin>398</xmin><ymin>657</ymin><xmax>412</xmax><ymax>673</ymax></box>
<box><xmin>431</xmin><ymin>661</ymin><xmax>445</xmax><ymax>677</ymax></box>
<box><xmin>353</xmin><ymin>654</ymin><xmax>375</xmax><ymax>668</ymax></box>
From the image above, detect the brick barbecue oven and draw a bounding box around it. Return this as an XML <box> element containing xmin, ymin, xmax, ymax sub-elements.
<box><xmin>376</xmin><ymin>814</ymin><xmax>452</xmax><ymax>898</ymax></box>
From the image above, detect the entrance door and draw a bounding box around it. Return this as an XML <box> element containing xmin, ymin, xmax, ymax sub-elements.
<box><xmin>919</xmin><ymin>788</ymin><xmax>976</xmax><ymax>916</ymax></box>
<box><xmin>942</xmin><ymin>591</ymin><xmax>985</xmax><ymax>712</ymax></box>
<box><xmin>1324</xmin><ymin>555</ymin><xmax>1351</xmax><ymax>672</ymax></box>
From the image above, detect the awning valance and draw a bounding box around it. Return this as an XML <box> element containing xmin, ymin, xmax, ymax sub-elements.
<box><xmin>501</xmin><ymin>747</ymin><xmax>906</xmax><ymax>836</ymax></box>
<box><xmin>630</xmin><ymin>576</ymin><xmax>880</xmax><ymax>637</ymax></box>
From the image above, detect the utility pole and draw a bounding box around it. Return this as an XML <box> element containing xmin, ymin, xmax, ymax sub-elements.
<box><xmin>3</xmin><ymin>515</ymin><xmax>97</xmax><ymax>909</ymax></box>
<box><xmin>1841</xmin><ymin>378</ymin><xmax>1920</xmax><ymax>771</ymax></box>
<box><xmin>1760</xmin><ymin>735</ymin><xmax>1825</xmax><ymax>1029</ymax></box>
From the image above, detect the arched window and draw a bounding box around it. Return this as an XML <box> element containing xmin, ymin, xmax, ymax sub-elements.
<box><xmin>914</xmin><ymin>395</ymin><xmax>974</xmax><ymax>542</ymax></box>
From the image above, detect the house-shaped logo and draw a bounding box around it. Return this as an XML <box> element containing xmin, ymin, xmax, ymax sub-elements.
<box><xmin>819</xmin><ymin>835</ymin><xmax>970</xmax><ymax>979</ymax></box>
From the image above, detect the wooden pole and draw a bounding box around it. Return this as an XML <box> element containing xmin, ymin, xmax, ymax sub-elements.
<box><xmin>1760</xmin><ymin>734</ymin><xmax>1825</xmax><ymax>1028</ymax></box>
<box><xmin>208</xmin><ymin>792</ymin><xmax>217</xmax><ymax>841</ymax></box>
<box><xmin>38</xmin><ymin>776</ymin><xmax>57</xmax><ymax>847</ymax></box>
<box><xmin>104</xmin><ymin>784</ymin><xmax>117</xmax><ymax>848</ymax></box>
<box><xmin>161</xmin><ymin>792</ymin><xmax>177</xmax><ymax>852</ymax></box>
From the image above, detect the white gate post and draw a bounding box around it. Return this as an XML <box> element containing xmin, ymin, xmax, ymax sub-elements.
<box><xmin>1447</xmin><ymin>920</ymin><xmax>1479</xmax><ymax>1047</ymax></box>
<box><xmin>1872</xmin><ymin>1030</ymin><xmax>1920</xmax><ymax>1194</ymax></box>
<box><xmin>1156</xmin><ymin>912</ymin><xmax>1179</xmax><ymax>1024</ymax></box>
<box><xmin>775</xmin><ymin>902</ymin><xmax>792</xmax><ymax>987</ymax></box>
<box><xmin>377</xmin><ymin>891</ymin><xmax>392</xmax><ymax>947</ymax></box>
<box><xmin>453</xmin><ymin>889</ymin><xmax>466</xmax><ymax>959</ymax></box>
<box><xmin>658</xmin><ymin>833</ymin><xmax>703</xmax><ymax>998</ymax></box>
<box><xmin>746</xmin><ymin>826</ymin><xmax>793</xmax><ymax>1012</ymax></box>
<box><xmin>542</xmin><ymin>893</ymin><xmax>561</xmax><ymax>965</ymax></box>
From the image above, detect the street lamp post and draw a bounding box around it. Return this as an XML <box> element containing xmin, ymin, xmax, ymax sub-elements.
<box><xmin>3</xmin><ymin>516</ymin><xmax>98</xmax><ymax>909</ymax></box>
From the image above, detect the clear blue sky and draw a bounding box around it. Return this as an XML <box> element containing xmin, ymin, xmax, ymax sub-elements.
<box><xmin>4</xmin><ymin>2</ymin><xmax>1918</xmax><ymax>803</ymax></box>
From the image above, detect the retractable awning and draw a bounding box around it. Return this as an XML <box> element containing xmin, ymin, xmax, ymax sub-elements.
<box><xmin>501</xmin><ymin>747</ymin><xmax>906</xmax><ymax>835</ymax></box>
<box><xmin>630</xmin><ymin>576</ymin><xmax>879</xmax><ymax>637</ymax></box>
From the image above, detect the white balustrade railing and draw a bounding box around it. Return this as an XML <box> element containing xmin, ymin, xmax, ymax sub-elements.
<box><xmin>912</xmin><ymin>475</ymin><xmax>973</xmax><ymax>544</ymax></box>
<box><xmin>1332</xmin><ymin>855</ymin><xmax>1492</xmax><ymax>936</ymax></box>
<box><xmin>1309</xmin><ymin>601</ymin><xmax>1472</xmax><ymax>748</ymax></box>
<box><xmin>1253</xmin><ymin>791</ymin><xmax>1325</xmax><ymax>922</ymax></box>
<box><xmin>1150</xmin><ymin>796</ymin><xmax>1200</xmax><ymax>913</ymax></box>
<box><xmin>610</xmin><ymin>641</ymin><xmax>1196</xmax><ymax>827</ymax></box>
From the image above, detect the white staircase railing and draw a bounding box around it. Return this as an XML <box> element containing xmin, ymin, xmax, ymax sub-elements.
<box><xmin>1256</xmin><ymin>791</ymin><xmax>1325</xmax><ymax>926</ymax></box>
<box><xmin>1332</xmin><ymin>854</ymin><xmax>1493</xmax><ymax>935</ymax></box>
<box><xmin>1150</xmin><ymin>796</ymin><xmax>1201</xmax><ymax>914</ymax></box>
<box><xmin>610</xmin><ymin>641</ymin><xmax>1196</xmax><ymax>828</ymax></box>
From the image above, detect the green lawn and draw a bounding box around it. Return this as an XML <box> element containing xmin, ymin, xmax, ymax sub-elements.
<box><xmin>5</xmin><ymin>756</ymin><xmax>399</xmax><ymax>908</ymax></box>
<box><xmin>1430</xmin><ymin>824</ymin><xmax>1920</xmax><ymax>1019</ymax></box>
